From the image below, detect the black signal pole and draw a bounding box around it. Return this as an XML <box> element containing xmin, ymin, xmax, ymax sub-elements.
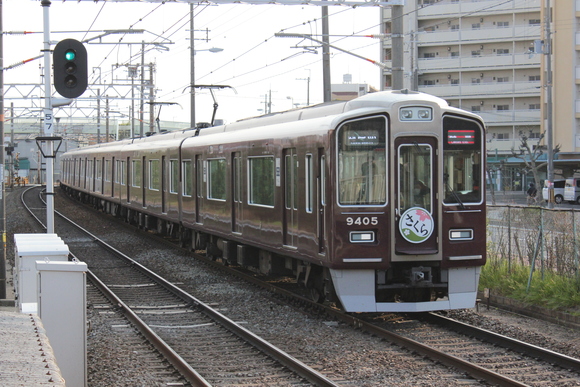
<box><xmin>0</xmin><ymin>0</ymin><xmax>6</xmax><ymax>300</ymax></box>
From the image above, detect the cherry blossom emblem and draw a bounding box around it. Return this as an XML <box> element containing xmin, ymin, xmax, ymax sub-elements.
<box><xmin>399</xmin><ymin>207</ymin><xmax>434</xmax><ymax>243</ymax></box>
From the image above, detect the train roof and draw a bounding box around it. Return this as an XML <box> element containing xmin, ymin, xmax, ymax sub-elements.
<box><xmin>62</xmin><ymin>90</ymin><xmax>483</xmax><ymax>157</ymax></box>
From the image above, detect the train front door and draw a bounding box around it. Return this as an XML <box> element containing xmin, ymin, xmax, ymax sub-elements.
<box><xmin>283</xmin><ymin>148</ymin><xmax>298</xmax><ymax>247</ymax></box>
<box><xmin>394</xmin><ymin>137</ymin><xmax>438</xmax><ymax>255</ymax></box>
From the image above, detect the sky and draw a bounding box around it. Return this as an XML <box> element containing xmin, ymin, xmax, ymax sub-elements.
<box><xmin>3</xmin><ymin>0</ymin><xmax>384</xmax><ymax>127</ymax></box>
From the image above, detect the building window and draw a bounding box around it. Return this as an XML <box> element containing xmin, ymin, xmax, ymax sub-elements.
<box><xmin>497</xmin><ymin>49</ymin><xmax>510</xmax><ymax>55</ymax></box>
<box><xmin>529</xmin><ymin>19</ymin><xmax>541</xmax><ymax>26</ymax></box>
<box><xmin>529</xmin><ymin>75</ymin><xmax>540</xmax><ymax>82</ymax></box>
<box><xmin>384</xmin><ymin>48</ymin><xmax>391</xmax><ymax>61</ymax></box>
<box><xmin>497</xmin><ymin>77</ymin><xmax>509</xmax><ymax>83</ymax></box>
<box><xmin>497</xmin><ymin>105</ymin><xmax>509</xmax><ymax>111</ymax></box>
<box><xmin>472</xmin><ymin>23</ymin><xmax>480</xmax><ymax>30</ymax></box>
<box><xmin>450</xmin><ymin>79</ymin><xmax>459</xmax><ymax>85</ymax></box>
<box><xmin>529</xmin><ymin>104</ymin><xmax>541</xmax><ymax>110</ymax></box>
<box><xmin>471</xmin><ymin>78</ymin><xmax>481</xmax><ymax>84</ymax></box>
<box><xmin>497</xmin><ymin>133</ymin><xmax>510</xmax><ymax>140</ymax></box>
<box><xmin>450</xmin><ymin>24</ymin><xmax>459</xmax><ymax>30</ymax></box>
<box><xmin>471</xmin><ymin>106</ymin><xmax>481</xmax><ymax>112</ymax></box>
<box><xmin>424</xmin><ymin>80</ymin><xmax>435</xmax><ymax>86</ymax></box>
<box><xmin>471</xmin><ymin>50</ymin><xmax>481</xmax><ymax>57</ymax></box>
<box><xmin>423</xmin><ymin>52</ymin><xmax>436</xmax><ymax>59</ymax></box>
<box><xmin>450</xmin><ymin>51</ymin><xmax>459</xmax><ymax>57</ymax></box>
<box><xmin>497</xmin><ymin>21</ymin><xmax>509</xmax><ymax>28</ymax></box>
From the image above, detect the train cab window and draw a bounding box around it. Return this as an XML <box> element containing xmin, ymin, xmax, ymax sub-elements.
<box><xmin>182</xmin><ymin>160</ymin><xmax>192</xmax><ymax>197</ymax></box>
<box><xmin>249</xmin><ymin>156</ymin><xmax>275</xmax><ymax>207</ymax></box>
<box><xmin>149</xmin><ymin>159</ymin><xmax>160</xmax><ymax>191</ymax></box>
<box><xmin>208</xmin><ymin>158</ymin><xmax>226</xmax><ymax>200</ymax></box>
<box><xmin>132</xmin><ymin>159</ymin><xmax>141</xmax><ymax>188</ymax></box>
<box><xmin>398</xmin><ymin>144</ymin><xmax>432</xmax><ymax>213</ymax></box>
<box><xmin>337</xmin><ymin>116</ymin><xmax>387</xmax><ymax>206</ymax></box>
<box><xmin>442</xmin><ymin>117</ymin><xmax>483</xmax><ymax>205</ymax></box>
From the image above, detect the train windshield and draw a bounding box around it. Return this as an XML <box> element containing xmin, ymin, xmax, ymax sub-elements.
<box><xmin>337</xmin><ymin>116</ymin><xmax>387</xmax><ymax>206</ymax></box>
<box><xmin>398</xmin><ymin>144</ymin><xmax>432</xmax><ymax>214</ymax></box>
<box><xmin>442</xmin><ymin>116</ymin><xmax>483</xmax><ymax>205</ymax></box>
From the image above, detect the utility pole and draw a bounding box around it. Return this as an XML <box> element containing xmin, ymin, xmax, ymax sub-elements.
<box><xmin>0</xmin><ymin>0</ymin><xmax>6</xmax><ymax>300</ymax></box>
<box><xmin>391</xmin><ymin>4</ymin><xmax>404</xmax><ymax>90</ymax></box>
<box><xmin>545</xmin><ymin>0</ymin><xmax>554</xmax><ymax>209</ymax></box>
<box><xmin>322</xmin><ymin>5</ymin><xmax>331</xmax><ymax>102</ymax></box>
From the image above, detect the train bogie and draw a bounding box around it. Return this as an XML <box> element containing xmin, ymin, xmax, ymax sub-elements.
<box><xmin>61</xmin><ymin>90</ymin><xmax>486</xmax><ymax>313</ymax></box>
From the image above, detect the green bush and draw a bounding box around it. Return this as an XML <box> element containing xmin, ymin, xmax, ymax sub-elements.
<box><xmin>479</xmin><ymin>256</ymin><xmax>580</xmax><ymax>313</ymax></box>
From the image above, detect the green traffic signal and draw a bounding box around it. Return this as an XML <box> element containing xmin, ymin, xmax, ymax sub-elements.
<box><xmin>65</xmin><ymin>49</ymin><xmax>76</xmax><ymax>61</ymax></box>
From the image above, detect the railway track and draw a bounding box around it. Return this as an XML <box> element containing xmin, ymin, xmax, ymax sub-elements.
<box><xmin>21</xmin><ymin>186</ymin><xmax>340</xmax><ymax>386</ymax></box>
<box><xmin>21</xmin><ymin>185</ymin><xmax>580</xmax><ymax>385</ymax></box>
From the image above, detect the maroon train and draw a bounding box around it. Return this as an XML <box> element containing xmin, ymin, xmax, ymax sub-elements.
<box><xmin>60</xmin><ymin>90</ymin><xmax>486</xmax><ymax>312</ymax></box>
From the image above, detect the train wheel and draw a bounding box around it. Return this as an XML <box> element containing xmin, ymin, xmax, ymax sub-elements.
<box><xmin>306</xmin><ymin>268</ymin><xmax>326</xmax><ymax>304</ymax></box>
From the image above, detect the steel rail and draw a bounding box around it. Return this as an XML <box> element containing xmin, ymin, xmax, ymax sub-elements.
<box><xmin>36</xmin><ymin>188</ymin><xmax>340</xmax><ymax>387</ymax></box>
<box><xmin>424</xmin><ymin>312</ymin><xmax>580</xmax><ymax>373</ymax></box>
<box><xmin>22</xmin><ymin>186</ymin><xmax>211</xmax><ymax>386</ymax></box>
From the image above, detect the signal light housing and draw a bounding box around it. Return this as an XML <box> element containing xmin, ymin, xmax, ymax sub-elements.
<box><xmin>53</xmin><ymin>39</ymin><xmax>87</xmax><ymax>98</ymax></box>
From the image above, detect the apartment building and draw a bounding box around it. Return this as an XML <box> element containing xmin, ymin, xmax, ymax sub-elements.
<box><xmin>380</xmin><ymin>0</ymin><xmax>543</xmax><ymax>162</ymax></box>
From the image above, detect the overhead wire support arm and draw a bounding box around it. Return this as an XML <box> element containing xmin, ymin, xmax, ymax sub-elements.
<box><xmin>274</xmin><ymin>32</ymin><xmax>389</xmax><ymax>69</ymax></box>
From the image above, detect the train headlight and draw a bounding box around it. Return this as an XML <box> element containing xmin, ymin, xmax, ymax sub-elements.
<box><xmin>400</xmin><ymin>106</ymin><xmax>433</xmax><ymax>121</ymax></box>
<box><xmin>350</xmin><ymin>231</ymin><xmax>375</xmax><ymax>243</ymax></box>
<box><xmin>449</xmin><ymin>229</ymin><xmax>473</xmax><ymax>241</ymax></box>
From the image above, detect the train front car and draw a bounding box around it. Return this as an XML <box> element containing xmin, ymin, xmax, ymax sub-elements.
<box><xmin>328</xmin><ymin>91</ymin><xmax>486</xmax><ymax>313</ymax></box>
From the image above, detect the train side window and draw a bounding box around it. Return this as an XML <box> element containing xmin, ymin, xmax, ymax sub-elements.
<box><xmin>169</xmin><ymin>159</ymin><xmax>179</xmax><ymax>194</ymax></box>
<box><xmin>104</xmin><ymin>160</ymin><xmax>110</xmax><ymax>182</ymax></box>
<box><xmin>337</xmin><ymin>116</ymin><xmax>387</xmax><ymax>206</ymax></box>
<box><xmin>249</xmin><ymin>156</ymin><xmax>275</xmax><ymax>207</ymax></box>
<box><xmin>149</xmin><ymin>159</ymin><xmax>160</xmax><ymax>191</ymax></box>
<box><xmin>442</xmin><ymin>117</ymin><xmax>483</xmax><ymax>205</ymax></box>
<box><xmin>95</xmin><ymin>159</ymin><xmax>102</xmax><ymax>193</ymax></box>
<box><xmin>182</xmin><ymin>160</ymin><xmax>192</xmax><ymax>197</ymax></box>
<box><xmin>132</xmin><ymin>159</ymin><xmax>141</xmax><ymax>188</ymax></box>
<box><xmin>306</xmin><ymin>154</ymin><xmax>313</xmax><ymax>213</ymax></box>
<box><xmin>207</xmin><ymin>158</ymin><xmax>227</xmax><ymax>201</ymax></box>
<box><xmin>119</xmin><ymin>160</ymin><xmax>126</xmax><ymax>186</ymax></box>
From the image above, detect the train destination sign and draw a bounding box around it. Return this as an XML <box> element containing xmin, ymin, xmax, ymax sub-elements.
<box><xmin>346</xmin><ymin>130</ymin><xmax>379</xmax><ymax>147</ymax></box>
<box><xmin>447</xmin><ymin>129</ymin><xmax>476</xmax><ymax>145</ymax></box>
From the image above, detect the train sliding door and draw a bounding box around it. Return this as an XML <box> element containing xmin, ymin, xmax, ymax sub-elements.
<box><xmin>395</xmin><ymin>137</ymin><xmax>438</xmax><ymax>255</ymax></box>
<box><xmin>232</xmin><ymin>152</ymin><xmax>242</xmax><ymax>234</ymax></box>
<box><xmin>283</xmin><ymin>148</ymin><xmax>298</xmax><ymax>247</ymax></box>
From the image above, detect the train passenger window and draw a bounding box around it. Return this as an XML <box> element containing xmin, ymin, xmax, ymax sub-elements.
<box><xmin>169</xmin><ymin>159</ymin><xmax>179</xmax><ymax>194</ymax></box>
<box><xmin>182</xmin><ymin>160</ymin><xmax>192</xmax><ymax>197</ymax></box>
<box><xmin>305</xmin><ymin>154</ymin><xmax>313</xmax><ymax>213</ymax></box>
<box><xmin>132</xmin><ymin>160</ymin><xmax>141</xmax><ymax>188</ymax></box>
<box><xmin>398</xmin><ymin>144</ymin><xmax>432</xmax><ymax>213</ymax></box>
<box><xmin>249</xmin><ymin>156</ymin><xmax>275</xmax><ymax>207</ymax></box>
<box><xmin>95</xmin><ymin>159</ymin><xmax>102</xmax><ymax>193</ymax></box>
<box><xmin>442</xmin><ymin>117</ymin><xmax>483</xmax><ymax>205</ymax></box>
<box><xmin>119</xmin><ymin>160</ymin><xmax>126</xmax><ymax>185</ymax></box>
<box><xmin>208</xmin><ymin>159</ymin><xmax>226</xmax><ymax>200</ymax></box>
<box><xmin>149</xmin><ymin>159</ymin><xmax>160</xmax><ymax>191</ymax></box>
<box><xmin>337</xmin><ymin>116</ymin><xmax>387</xmax><ymax>206</ymax></box>
<box><xmin>104</xmin><ymin>160</ymin><xmax>110</xmax><ymax>182</ymax></box>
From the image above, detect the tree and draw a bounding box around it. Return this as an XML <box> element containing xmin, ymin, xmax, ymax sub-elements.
<box><xmin>511</xmin><ymin>129</ymin><xmax>560</xmax><ymax>197</ymax></box>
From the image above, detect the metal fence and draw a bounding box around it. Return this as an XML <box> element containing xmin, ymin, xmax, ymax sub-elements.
<box><xmin>487</xmin><ymin>205</ymin><xmax>580</xmax><ymax>279</ymax></box>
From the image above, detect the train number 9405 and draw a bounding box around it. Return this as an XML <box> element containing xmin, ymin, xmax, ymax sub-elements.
<box><xmin>346</xmin><ymin>216</ymin><xmax>378</xmax><ymax>226</ymax></box>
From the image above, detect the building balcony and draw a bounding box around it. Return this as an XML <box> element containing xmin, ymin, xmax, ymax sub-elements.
<box><xmin>418</xmin><ymin>81</ymin><xmax>541</xmax><ymax>99</ymax></box>
<box><xmin>476</xmin><ymin>109</ymin><xmax>541</xmax><ymax>126</ymax></box>
<box><xmin>486</xmin><ymin>138</ymin><xmax>522</xmax><ymax>153</ymax></box>
<box><xmin>416</xmin><ymin>52</ymin><xmax>540</xmax><ymax>72</ymax></box>
<box><xmin>417</xmin><ymin>0</ymin><xmax>541</xmax><ymax>19</ymax></box>
<box><xmin>416</xmin><ymin>24</ymin><xmax>541</xmax><ymax>46</ymax></box>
